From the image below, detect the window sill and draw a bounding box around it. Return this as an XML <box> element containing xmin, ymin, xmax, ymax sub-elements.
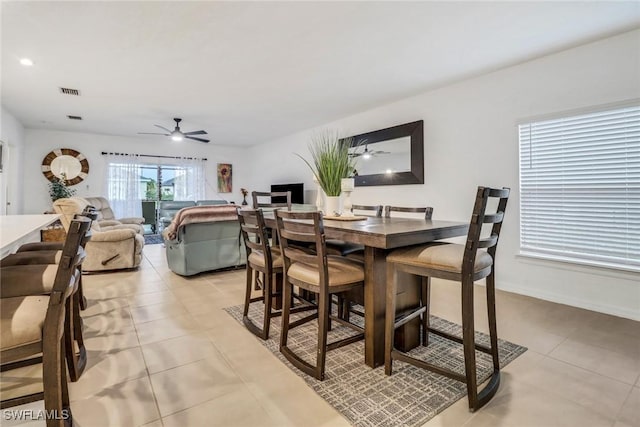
<box><xmin>517</xmin><ymin>251</ymin><xmax>640</xmax><ymax>278</ymax></box>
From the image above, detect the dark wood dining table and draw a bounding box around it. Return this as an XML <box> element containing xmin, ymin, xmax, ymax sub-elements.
<box><xmin>263</xmin><ymin>212</ymin><xmax>469</xmax><ymax>368</ymax></box>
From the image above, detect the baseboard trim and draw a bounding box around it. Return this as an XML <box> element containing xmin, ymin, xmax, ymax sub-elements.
<box><xmin>497</xmin><ymin>281</ymin><xmax>640</xmax><ymax>321</ymax></box>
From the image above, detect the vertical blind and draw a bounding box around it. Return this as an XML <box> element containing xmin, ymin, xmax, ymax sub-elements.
<box><xmin>519</xmin><ymin>104</ymin><xmax>640</xmax><ymax>270</ymax></box>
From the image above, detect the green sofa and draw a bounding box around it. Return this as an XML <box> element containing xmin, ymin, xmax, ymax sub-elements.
<box><xmin>162</xmin><ymin>205</ymin><xmax>245</xmax><ymax>276</ymax></box>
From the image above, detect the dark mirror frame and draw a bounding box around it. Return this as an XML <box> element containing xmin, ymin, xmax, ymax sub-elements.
<box><xmin>344</xmin><ymin>120</ymin><xmax>424</xmax><ymax>187</ymax></box>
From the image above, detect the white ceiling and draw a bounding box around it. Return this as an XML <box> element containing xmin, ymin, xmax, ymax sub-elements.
<box><xmin>2</xmin><ymin>1</ymin><xmax>639</xmax><ymax>146</ymax></box>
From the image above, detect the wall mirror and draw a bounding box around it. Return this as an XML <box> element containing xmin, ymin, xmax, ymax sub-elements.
<box><xmin>42</xmin><ymin>148</ymin><xmax>89</xmax><ymax>186</ymax></box>
<box><xmin>345</xmin><ymin>120</ymin><xmax>424</xmax><ymax>186</ymax></box>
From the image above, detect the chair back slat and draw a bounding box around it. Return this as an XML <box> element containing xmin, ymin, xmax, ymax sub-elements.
<box><xmin>463</xmin><ymin>187</ymin><xmax>510</xmax><ymax>275</ymax></box>
<box><xmin>252</xmin><ymin>191</ymin><xmax>292</xmax><ymax>210</ymax></box>
<box><xmin>352</xmin><ymin>205</ymin><xmax>383</xmax><ymax>217</ymax></box>
<box><xmin>483</xmin><ymin>212</ymin><xmax>504</xmax><ymax>224</ymax></box>
<box><xmin>476</xmin><ymin>233</ymin><xmax>499</xmax><ymax>249</ymax></box>
<box><xmin>385</xmin><ymin>206</ymin><xmax>434</xmax><ymax>220</ymax></box>
<box><xmin>275</xmin><ymin>210</ymin><xmax>328</xmax><ymax>289</ymax></box>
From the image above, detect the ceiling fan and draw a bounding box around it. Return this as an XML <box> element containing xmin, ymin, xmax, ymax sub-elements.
<box><xmin>349</xmin><ymin>144</ymin><xmax>390</xmax><ymax>159</ymax></box>
<box><xmin>138</xmin><ymin>118</ymin><xmax>209</xmax><ymax>143</ymax></box>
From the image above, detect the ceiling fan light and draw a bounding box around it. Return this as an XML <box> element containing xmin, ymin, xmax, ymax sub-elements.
<box><xmin>171</xmin><ymin>134</ymin><xmax>183</xmax><ymax>142</ymax></box>
<box><xmin>363</xmin><ymin>153</ymin><xmax>371</xmax><ymax>160</ymax></box>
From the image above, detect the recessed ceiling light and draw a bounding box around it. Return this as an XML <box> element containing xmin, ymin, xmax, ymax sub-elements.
<box><xmin>19</xmin><ymin>58</ymin><xmax>34</xmax><ymax>67</ymax></box>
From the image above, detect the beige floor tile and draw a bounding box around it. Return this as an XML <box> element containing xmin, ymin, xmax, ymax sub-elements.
<box><xmin>244</xmin><ymin>375</ymin><xmax>342</xmax><ymax>427</ymax></box>
<box><xmin>616</xmin><ymin>386</ymin><xmax>640</xmax><ymax>427</ymax></box>
<box><xmin>568</xmin><ymin>325</ymin><xmax>640</xmax><ymax>360</ymax></box>
<box><xmin>130</xmin><ymin>300</ymin><xmax>188</xmax><ymax>324</ymax></box>
<box><xmin>80</xmin><ymin>296</ymin><xmax>129</xmax><ymax>317</ymax></box>
<box><xmin>168</xmin><ymin>283</ymin><xmax>220</xmax><ymax>301</ymax></box>
<box><xmin>69</xmin><ymin>347</ymin><xmax>148</xmax><ymax>401</ymax></box>
<box><xmin>127</xmin><ymin>290</ymin><xmax>179</xmax><ymax>308</ymax></box>
<box><xmin>140</xmin><ymin>420</ymin><xmax>164</xmax><ymax>427</ymax></box>
<box><xmin>161</xmin><ymin>383</ymin><xmax>278</xmax><ymax>427</ymax></box>
<box><xmin>190</xmin><ymin>307</ymin><xmax>239</xmax><ymax>329</ymax></box>
<box><xmin>550</xmin><ymin>338</ymin><xmax>640</xmax><ymax>385</ymax></box>
<box><xmin>481</xmin><ymin>381</ymin><xmax>616</xmax><ymax>427</ymax></box>
<box><xmin>515</xmin><ymin>356</ymin><xmax>632</xmax><ymax>419</ymax></box>
<box><xmin>141</xmin><ymin>332</ymin><xmax>221</xmax><ymax>374</ymax></box>
<box><xmin>71</xmin><ymin>376</ymin><xmax>160</xmax><ymax>427</ymax></box>
<box><xmin>150</xmin><ymin>356</ymin><xmax>243</xmax><ymax>416</ymax></box>
<box><xmin>81</xmin><ymin>306</ymin><xmax>136</xmax><ymax>336</ymax></box>
<box><xmin>134</xmin><ymin>314</ymin><xmax>202</xmax><ymax>345</ymax></box>
<box><xmin>83</xmin><ymin>326</ymin><xmax>140</xmax><ymax>354</ymax></box>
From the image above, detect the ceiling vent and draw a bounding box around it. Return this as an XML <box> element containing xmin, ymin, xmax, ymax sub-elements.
<box><xmin>59</xmin><ymin>87</ymin><xmax>80</xmax><ymax>96</ymax></box>
<box><xmin>67</xmin><ymin>115</ymin><xmax>83</xmax><ymax>120</ymax></box>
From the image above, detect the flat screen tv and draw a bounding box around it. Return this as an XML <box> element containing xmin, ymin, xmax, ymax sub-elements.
<box><xmin>271</xmin><ymin>183</ymin><xmax>304</xmax><ymax>204</ymax></box>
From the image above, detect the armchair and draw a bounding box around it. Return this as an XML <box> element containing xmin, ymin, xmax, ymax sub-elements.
<box><xmin>53</xmin><ymin>198</ymin><xmax>144</xmax><ymax>272</ymax></box>
<box><xmin>158</xmin><ymin>201</ymin><xmax>196</xmax><ymax>229</ymax></box>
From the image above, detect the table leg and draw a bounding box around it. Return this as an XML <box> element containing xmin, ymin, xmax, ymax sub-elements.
<box><xmin>363</xmin><ymin>247</ymin><xmax>422</xmax><ymax>368</ymax></box>
<box><xmin>364</xmin><ymin>247</ymin><xmax>387</xmax><ymax>368</ymax></box>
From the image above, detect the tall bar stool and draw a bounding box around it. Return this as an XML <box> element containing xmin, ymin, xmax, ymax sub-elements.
<box><xmin>237</xmin><ymin>208</ymin><xmax>314</xmax><ymax>339</ymax></box>
<box><xmin>384</xmin><ymin>187</ymin><xmax>510</xmax><ymax>412</ymax></box>
<box><xmin>1</xmin><ymin>217</ymin><xmax>91</xmax><ymax>426</ymax></box>
<box><xmin>1</xmin><ymin>211</ymin><xmax>96</xmax><ymax>381</ymax></box>
<box><xmin>275</xmin><ymin>210</ymin><xmax>365</xmax><ymax>381</ymax></box>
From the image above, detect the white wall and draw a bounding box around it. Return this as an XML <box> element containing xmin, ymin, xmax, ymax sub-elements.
<box><xmin>247</xmin><ymin>29</ymin><xmax>640</xmax><ymax>320</ymax></box>
<box><xmin>23</xmin><ymin>129</ymin><xmax>249</xmax><ymax>214</ymax></box>
<box><xmin>1</xmin><ymin>107</ymin><xmax>26</xmax><ymax>214</ymax></box>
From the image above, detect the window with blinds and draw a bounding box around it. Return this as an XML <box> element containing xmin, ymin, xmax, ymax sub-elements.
<box><xmin>518</xmin><ymin>104</ymin><xmax>640</xmax><ymax>271</ymax></box>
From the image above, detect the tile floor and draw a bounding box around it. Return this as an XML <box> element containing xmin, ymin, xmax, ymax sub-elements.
<box><xmin>1</xmin><ymin>244</ymin><xmax>639</xmax><ymax>427</ymax></box>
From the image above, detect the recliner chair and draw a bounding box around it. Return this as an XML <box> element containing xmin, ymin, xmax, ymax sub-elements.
<box><xmin>83</xmin><ymin>196</ymin><xmax>145</xmax><ymax>228</ymax></box>
<box><xmin>53</xmin><ymin>198</ymin><xmax>144</xmax><ymax>272</ymax></box>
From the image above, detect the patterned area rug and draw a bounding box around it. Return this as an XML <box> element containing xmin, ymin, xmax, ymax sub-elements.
<box><xmin>224</xmin><ymin>303</ymin><xmax>527</xmax><ymax>427</ymax></box>
<box><xmin>144</xmin><ymin>234</ymin><xmax>164</xmax><ymax>245</ymax></box>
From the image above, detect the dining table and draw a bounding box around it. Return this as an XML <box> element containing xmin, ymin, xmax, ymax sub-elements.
<box><xmin>262</xmin><ymin>211</ymin><xmax>469</xmax><ymax>368</ymax></box>
<box><xmin>0</xmin><ymin>214</ymin><xmax>61</xmax><ymax>258</ymax></box>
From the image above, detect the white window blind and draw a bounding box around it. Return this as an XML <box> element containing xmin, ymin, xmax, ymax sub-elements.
<box><xmin>519</xmin><ymin>104</ymin><xmax>640</xmax><ymax>271</ymax></box>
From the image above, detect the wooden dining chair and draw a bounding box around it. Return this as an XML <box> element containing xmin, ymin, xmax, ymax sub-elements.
<box><xmin>0</xmin><ymin>217</ymin><xmax>91</xmax><ymax>426</ymax></box>
<box><xmin>351</xmin><ymin>204</ymin><xmax>383</xmax><ymax>217</ymax></box>
<box><xmin>384</xmin><ymin>205</ymin><xmax>434</xmax><ymax>219</ymax></box>
<box><xmin>275</xmin><ymin>210</ymin><xmax>365</xmax><ymax>381</ymax></box>
<box><xmin>384</xmin><ymin>186</ymin><xmax>510</xmax><ymax>412</ymax></box>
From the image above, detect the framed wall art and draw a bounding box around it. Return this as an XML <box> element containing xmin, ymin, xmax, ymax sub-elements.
<box><xmin>217</xmin><ymin>163</ymin><xmax>232</xmax><ymax>193</ymax></box>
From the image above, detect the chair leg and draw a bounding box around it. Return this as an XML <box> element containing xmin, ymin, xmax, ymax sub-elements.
<box><xmin>384</xmin><ymin>262</ymin><xmax>399</xmax><ymax>376</ymax></box>
<box><xmin>243</xmin><ymin>266</ymin><xmax>253</xmax><ymax>318</ymax></box>
<box><xmin>71</xmin><ymin>291</ymin><xmax>87</xmax><ymax>380</ymax></box>
<box><xmin>77</xmin><ymin>273</ymin><xmax>87</xmax><ymax>310</ymax></box>
<box><xmin>261</xmin><ymin>272</ymin><xmax>273</xmax><ymax>340</ymax></box>
<box><xmin>486</xmin><ymin>272</ymin><xmax>500</xmax><ymax>369</ymax></box>
<box><xmin>421</xmin><ymin>277</ymin><xmax>431</xmax><ymax>346</ymax></box>
<box><xmin>316</xmin><ymin>289</ymin><xmax>329</xmax><ymax>381</ymax></box>
<box><xmin>42</xmin><ymin>337</ymin><xmax>66</xmax><ymax>427</ymax></box>
<box><xmin>279</xmin><ymin>279</ymin><xmax>293</xmax><ymax>351</ymax></box>
<box><xmin>64</xmin><ymin>298</ymin><xmax>81</xmax><ymax>382</ymax></box>
<box><xmin>461</xmin><ymin>279</ymin><xmax>478</xmax><ymax>411</ymax></box>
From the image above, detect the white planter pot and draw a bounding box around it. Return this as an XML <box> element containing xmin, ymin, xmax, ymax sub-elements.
<box><xmin>324</xmin><ymin>195</ymin><xmax>342</xmax><ymax>217</ymax></box>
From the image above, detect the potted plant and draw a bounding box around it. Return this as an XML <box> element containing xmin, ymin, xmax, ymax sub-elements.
<box><xmin>48</xmin><ymin>173</ymin><xmax>76</xmax><ymax>202</ymax></box>
<box><xmin>297</xmin><ymin>130</ymin><xmax>356</xmax><ymax>216</ymax></box>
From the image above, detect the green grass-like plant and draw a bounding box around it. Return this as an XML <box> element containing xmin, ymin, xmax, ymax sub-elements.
<box><xmin>297</xmin><ymin>129</ymin><xmax>356</xmax><ymax>197</ymax></box>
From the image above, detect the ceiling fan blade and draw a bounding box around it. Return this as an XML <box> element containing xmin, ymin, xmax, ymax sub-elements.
<box><xmin>138</xmin><ymin>132</ymin><xmax>170</xmax><ymax>136</ymax></box>
<box><xmin>154</xmin><ymin>124</ymin><xmax>172</xmax><ymax>133</ymax></box>
<box><xmin>185</xmin><ymin>136</ymin><xmax>210</xmax><ymax>143</ymax></box>
<box><xmin>184</xmin><ymin>130</ymin><xmax>207</xmax><ymax>136</ymax></box>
